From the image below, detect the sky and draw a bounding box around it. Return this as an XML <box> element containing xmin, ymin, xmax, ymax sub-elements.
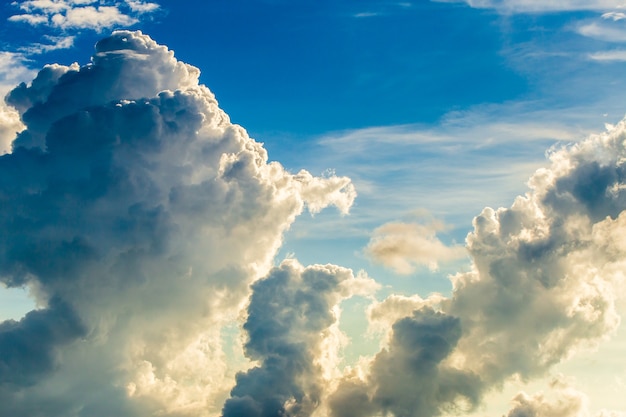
<box><xmin>0</xmin><ymin>1</ymin><xmax>626</xmax><ymax>416</ymax></box>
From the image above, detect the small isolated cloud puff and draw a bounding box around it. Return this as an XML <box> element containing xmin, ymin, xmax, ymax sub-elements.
<box><xmin>366</xmin><ymin>220</ymin><xmax>466</xmax><ymax>274</ymax></box>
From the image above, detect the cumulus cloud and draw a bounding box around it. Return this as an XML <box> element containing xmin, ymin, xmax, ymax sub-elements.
<box><xmin>328</xmin><ymin>117</ymin><xmax>626</xmax><ymax>416</ymax></box>
<box><xmin>9</xmin><ymin>0</ymin><xmax>160</xmax><ymax>31</ymax></box>
<box><xmin>329</xmin><ymin>307</ymin><xmax>482</xmax><ymax>417</ymax></box>
<box><xmin>222</xmin><ymin>260</ymin><xmax>377</xmax><ymax>417</ymax></box>
<box><xmin>366</xmin><ymin>220</ymin><xmax>466</xmax><ymax>273</ymax></box>
<box><xmin>0</xmin><ymin>30</ymin><xmax>356</xmax><ymax>417</ymax></box>
<box><xmin>0</xmin><ymin>52</ymin><xmax>34</xmax><ymax>155</ymax></box>
<box><xmin>505</xmin><ymin>378</ymin><xmax>626</xmax><ymax>417</ymax></box>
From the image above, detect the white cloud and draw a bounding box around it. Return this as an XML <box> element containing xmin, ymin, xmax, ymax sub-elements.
<box><xmin>435</xmin><ymin>0</ymin><xmax>626</xmax><ymax>13</ymax></box>
<box><xmin>2</xmin><ymin>26</ymin><xmax>626</xmax><ymax>417</ymax></box>
<box><xmin>18</xmin><ymin>35</ymin><xmax>76</xmax><ymax>55</ymax></box>
<box><xmin>328</xmin><ymin>111</ymin><xmax>626</xmax><ymax>417</ymax></box>
<box><xmin>222</xmin><ymin>260</ymin><xmax>377</xmax><ymax>417</ymax></box>
<box><xmin>8</xmin><ymin>13</ymin><xmax>49</xmax><ymax>25</ymax></box>
<box><xmin>506</xmin><ymin>384</ymin><xmax>588</xmax><ymax>417</ymax></box>
<box><xmin>588</xmin><ymin>49</ymin><xmax>626</xmax><ymax>60</ymax></box>
<box><xmin>505</xmin><ymin>378</ymin><xmax>626</xmax><ymax>417</ymax></box>
<box><xmin>0</xmin><ymin>51</ymin><xmax>34</xmax><ymax>154</ymax></box>
<box><xmin>602</xmin><ymin>11</ymin><xmax>626</xmax><ymax>20</ymax></box>
<box><xmin>578</xmin><ymin>20</ymin><xmax>626</xmax><ymax>42</ymax></box>
<box><xmin>8</xmin><ymin>0</ymin><xmax>160</xmax><ymax>32</ymax></box>
<box><xmin>288</xmin><ymin>103</ymin><xmax>597</xmax><ymax>246</ymax></box>
<box><xmin>125</xmin><ymin>0</ymin><xmax>159</xmax><ymax>13</ymax></box>
<box><xmin>366</xmin><ymin>220</ymin><xmax>467</xmax><ymax>274</ymax></box>
<box><xmin>0</xmin><ymin>31</ymin><xmax>356</xmax><ymax>416</ymax></box>
<box><xmin>51</xmin><ymin>5</ymin><xmax>137</xmax><ymax>30</ymax></box>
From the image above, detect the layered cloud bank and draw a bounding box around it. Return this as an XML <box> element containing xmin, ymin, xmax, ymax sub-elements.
<box><xmin>1</xmin><ymin>30</ymin><xmax>626</xmax><ymax>417</ymax></box>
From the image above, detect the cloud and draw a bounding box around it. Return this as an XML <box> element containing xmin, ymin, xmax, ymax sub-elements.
<box><xmin>17</xmin><ymin>35</ymin><xmax>77</xmax><ymax>55</ymax></box>
<box><xmin>435</xmin><ymin>0</ymin><xmax>626</xmax><ymax>13</ymax></box>
<box><xmin>0</xmin><ymin>30</ymin><xmax>356</xmax><ymax>417</ymax></box>
<box><xmin>2</xmin><ymin>27</ymin><xmax>626</xmax><ymax>417</ymax></box>
<box><xmin>222</xmin><ymin>260</ymin><xmax>377</xmax><ymax>417</ymax></box>
<box><xmin>51</xmin><ymin>5</ymin><xmax>138</xmax><ymax>30</ymax></box>
<box><xmin>8</xmin><ymin>0</ymin><xmax>160</xmax><ymax>31</ymax></box>
<box><xmin>126</xmin><ymin>0</ymin><xmax>160</xmax><ymax>13</ymax></box>
<box><xmin>0</xmin><ymin>52</ymin><xmax>34</xmax><ymax>155</ymax></box>
<box><xmin>328</xmin><ymin>114</ymin><xmax>626</xmax><ymax>416</ymax></box>
<box><xmin>329</xmin><ymin>307</ymin><xmax>482</xmax><ymax>417</ymax></box>
<box><xmin>577</xmin><ymin>16</ymin><xmax>626</xmax><ymax>43</ymax></box>
<box><xmin>602</xmin><ymin>11</ymin><xmax>626</xmax><ymax>21</ymax></box>
<box><xmin>588</xmin><ymin>49</ymin><xmax>626</xmax><ymax>60</ymax></box>
<box><xmin>0</xmin><ymin>296</ymin><xmax>85</xmax><ymax>386</ymax></box>
<box><xmin>505</xmin><ymin>378</ymin><xmax>626</xmax><ymax>417</ymax></box>
<box><xmin>366</xmin><ymin>220</ymin><xmax>467</xmax><ymax>273</ymax></box>
<box><xmin>292</xmin><ymin>103</ymin><xmax>595</xmax><ymax>245</ymax></box>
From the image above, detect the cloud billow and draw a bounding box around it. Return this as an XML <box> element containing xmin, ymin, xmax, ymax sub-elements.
<box><xmin>0</xmin><ymin>30</ymin><xmax>355</xmax><ymax>416</ymax></box>
<box><xmin>328</xmin><ymin>120</ymin><xmax>626</xmax><ymax>416</ymax></box>
<box><xmin>222</xmin><ymin>260</ymin><xmax>372</xmax><ymax>417</ymax></box>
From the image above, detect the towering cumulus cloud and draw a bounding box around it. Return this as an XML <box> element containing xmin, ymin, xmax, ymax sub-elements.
<box><xmin>0</xmin><ymin>31</ymin><xmax>355</xmax><ymax>416</ymax></box>
<box><xmin>222</xmin><ymin>260</ymin><xmax>376</xmax><ymax>417</ymax></box>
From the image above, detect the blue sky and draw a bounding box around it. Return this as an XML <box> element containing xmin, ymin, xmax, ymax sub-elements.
<box><xmin>1</xmin><ymin>1</ymin><xmax>626</xmax><ymax>416</ymax></box>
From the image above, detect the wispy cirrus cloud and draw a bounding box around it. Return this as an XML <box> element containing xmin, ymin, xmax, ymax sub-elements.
<box><xmin>577</xmin><ymin>13</ymin><xmax>626</xmax><ymax>42</ymax></box>
<box><xmin>291</xmin><ymin>103</ymin><xmax>598</xmax><ymax>240</ymax></box>
<box><xmin>435</xmin><ymin>0</ymin><xmax>626</xmax><ymax>13</ymax></box>
<box><xmin>588</xmin><ymin>49</ymin><xmax>626</xmax><ymax>60</ymax></box>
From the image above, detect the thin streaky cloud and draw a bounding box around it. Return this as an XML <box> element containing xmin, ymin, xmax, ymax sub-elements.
<box><xmin>588</xmin><ymin>49</ymin><xmax>626</xmax><ymax>60</ymax></box>
<box><xmin>435</xmin><ymin>0</ymin><xmax>626</xmax><ymax>13</ymax></box>
<box><xmin>577</xmin><ymin>20</ymin><xmax>626</xmax><ymax>42</ymax></box>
